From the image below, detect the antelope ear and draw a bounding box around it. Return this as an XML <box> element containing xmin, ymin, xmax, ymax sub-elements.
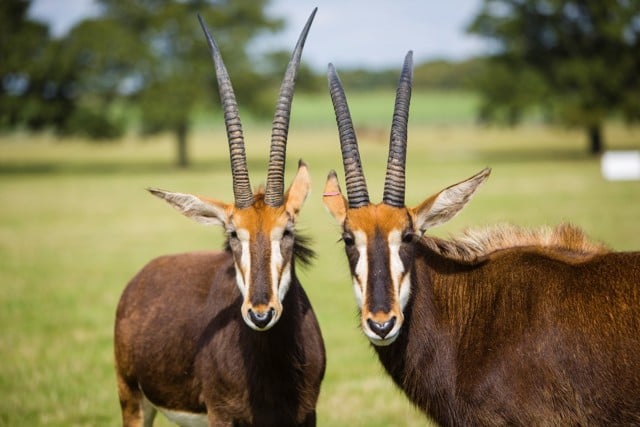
<box><xmin>148</xmin><ymin>188</ymin><xmax>230</xmax><ymax>226</ymax></box>
<box><xmin>411</xmin><ymin>168</ymin><xmax>491</xmax><ymax>233</ymax></box>
<box><xmin>322</xmin><ymin>170</ymin><xmax>348</xmax><ymax>225</ymax></box>
<box><xmin>284</xmin><ymin>160</ymin><xmax>311</xmax><ymax>220</ymax></box>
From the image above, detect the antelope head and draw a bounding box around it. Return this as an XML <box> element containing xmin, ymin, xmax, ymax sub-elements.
<box><xmin>148</xmin><ymin>9</ymin><xmax>317</xmax><ymax>331</ymax></box>
<box><xmin>323</xmin><ymin>51</ymin><xmax>490</xmax><ymax>346</ymax></box>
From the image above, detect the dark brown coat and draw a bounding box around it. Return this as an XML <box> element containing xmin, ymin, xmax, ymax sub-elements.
<box><xmin>115</xmin><ymin>250</ymin><xmax>325</xmax><ymax>426</ymax></box>
<box><xmin>376</xmin><ymin>231</ymin><xmax>640</xmax><ymax>426</ymax></box>
<box><xmin>323</xmin><ymin>51</ymin><xmax>640</xmax><ymax>425</ymax></box>
<box><xmin>113</xmin><ymin>9</ymin><xmax>324</xmax><ymax>426</ymax></box>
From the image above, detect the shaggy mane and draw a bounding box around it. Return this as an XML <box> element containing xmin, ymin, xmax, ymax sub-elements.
<box><xmin>423</xmin><ymin>223</ymin><xmax>609</xmax><ymax>263</ymax></box>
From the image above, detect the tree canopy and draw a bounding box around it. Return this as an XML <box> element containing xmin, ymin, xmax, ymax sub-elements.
<box><xmin>88</xmin><ymin>0</ymin><xmax>282</xmax><ymax>167</ymax></box>
<box><xmin>1</xmin><ymin>0</ymin><xmax>283</xmax><ymax>166</ymax></box>
<box><xmin>468</xmin><ymin>0</ymin><xmax>640</xmax><ymax>154</ymax></box>
<box><xmin>10</xmin><ymin>1</ymin><xmax>635</xmax><ymax>161</ymax></box>
<box><xmin>2</xmin><ymin>0</ymin><xmax>93</xmax><ymax>136</ymax></box>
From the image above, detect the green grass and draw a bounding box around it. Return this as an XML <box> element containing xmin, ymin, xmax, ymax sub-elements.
<box><xmin>287</xmin><ymin>90</ymin><xmax>480</xmax><ymax>127</ymax></box>
<box><xmin>1</xmin><ymin>101</ymin><xmax>639</xmax><ymax>426</ymax></box>
<box><xmin>191</xmin><ymin>90</ymin><xmax>480</xmax><ymax>130</ymax></box>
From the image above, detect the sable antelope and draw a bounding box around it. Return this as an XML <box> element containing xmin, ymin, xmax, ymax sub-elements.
<box><xmin>323</xmin><ymin>51</ymin><xmax>640</xmax><ymax>425</ymax></box>
<box><xmin>114</xmin><ymin>10</ymin><xmax>325</xmax><ymax>427</ymax></box>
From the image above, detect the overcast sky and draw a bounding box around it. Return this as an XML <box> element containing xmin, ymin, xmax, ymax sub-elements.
<box><xmin>29</xmin><ymin>0</ymin><xmax>490</xmax><ymax>70</ymax></box>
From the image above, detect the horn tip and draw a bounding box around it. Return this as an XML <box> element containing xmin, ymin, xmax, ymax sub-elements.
<box><xmin>196</xmin><ymin>12</ymin><xmax>206</xmax><ymax>29</ymax></box>
<box><xmin>304</xmin><ymin>7</ymin><xmax>318</xmax><ymax>26</ymax></box>
<box><xmin>197</xmin><ymin>13</ymin><xmax>215</xmax><ymax>47</ymax></box>
<box><xmin>298</xmin><ymin>7</ymin><xmax>318</xmax><ymax>44</ymax></box>
<box><xmin>404</xmin><ymin>51</ymin><xmax>414</xmax><ymax>66</ymax></box>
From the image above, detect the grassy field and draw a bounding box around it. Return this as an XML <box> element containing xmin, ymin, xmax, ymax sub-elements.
<box><xmin>1</xmin><ymin>92</ymin><xmax>639</xmax><ymax>426</ymax></box>
<box><xmin>192</xmin><ymin>90</ymin><xmax>481</xmax><ymax>130</ymax></box>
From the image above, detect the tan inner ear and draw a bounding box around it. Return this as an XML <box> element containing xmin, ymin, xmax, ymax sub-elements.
<box><xmin>322</xmin><ymin>171</ymin><xmax>347</xmax><ymax>224</ymax></box>
<box><xmin>285</xmin><ymin>161</ymin><xmax>311</xmax><ymax>219</ymax></box>
<box><xmin>148</xmin><ymin>188</ymin><xmax>231</xmax><ymax>226</ymax></box>
<box><xmin>411</xmin><ymin>168</ymin><xmax>491</xmax><ymax>233</ymax></box>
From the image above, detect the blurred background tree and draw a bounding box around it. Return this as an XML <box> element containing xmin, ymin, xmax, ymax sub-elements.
<box><xmin>0</xmin><ymin>0</ymin><xmax>92</xmax><ymax>136</ymax></box>
<box><xmin>90</xmin><ymin>0</ymin><xmax>282</xmax><ymax>167</ymax></box>
<box><xmin>4</xmin><ymin>0</ymin><xmax>639</xmax><ymax>164</ymax></box>
<box><xmin>468</xmin><ymin>0</ymin><xmax>640</xmax><ymax>155</ymax></box>
<box><xmin>2</xmin><ymin>0</ymin><xmax>282</xmax><ymax>167</ymax></box>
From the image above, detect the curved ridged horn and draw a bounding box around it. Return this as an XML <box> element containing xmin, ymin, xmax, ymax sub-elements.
<box><xmin>264</xmin><ymin>8</ymin><xmax>317</xmax><ymax>207</ymax></box>
<box><xmin>383</xmin><ymin>51</ymin><xmax>413</xmax><ymax>207</ymax></box>
<box><xmin>327</xmin><ymin>63</ymin><xmax>370</xmax><ymax>208</ymax></box>
<box><xmin>198</xmin><ymin>14</ymin><xmax>253</xmax><ymax>208</ymax></box>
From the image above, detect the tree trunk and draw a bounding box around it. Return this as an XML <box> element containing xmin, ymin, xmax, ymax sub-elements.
<box><xmin>588</xmin><ymin>124</ymin><xmax>603</xmax><ymax>156</ymax></box>
<box><xmin>176</xmin><ymin>122</ymin><xmax>188</xmax><ymax>168</ymax></box>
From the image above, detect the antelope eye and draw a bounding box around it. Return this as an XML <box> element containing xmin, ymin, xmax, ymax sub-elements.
<box><xmin>228</xmin><ymin>230</ymin><xmax>238</xmax><ymax>239</ymax></box>
<box><xmin>342</xmin><ymin>233</ymin><xmax>355</xmax><ymax>246</ymax></box>
<box><xmin>402</xmin><ymin>232</ymin><xmax>414</xmax><ymax>244</ymax></box>
<box><xmin>282</xmin><ymin>228</ymin><xmax>293</xmax><ymax>239</ymax></box>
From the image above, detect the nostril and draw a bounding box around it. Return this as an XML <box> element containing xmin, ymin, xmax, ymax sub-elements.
<box><xmin>248</xmin><ymin>308</ymin><xmax>275</xmax><ymax>329</ymax></box>
<box><xmin>367</xmin><ymin>316</ymin><xmax>396</xmax><ymax>338</ymax></box>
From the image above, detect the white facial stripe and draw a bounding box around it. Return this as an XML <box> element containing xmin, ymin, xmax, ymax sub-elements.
<box><xmin>398</xmin><ymin>273</ymin><xmax>411</xmax><ymax>311</ymax></box>
<box><xmin>236</xmin><ymin>228</ymin><xmax>250</xmax><ymax>241</ymax></box>
<box><xmin>271</xmin><ymin>239</ymin><xmax>283</xmax><ymax>281</ymax></box>
<box><xmin>269</xmin><ymin>225</ymin><xmax>285</xmax><ymax>241</ymax></box>
<box><xmin>388</xmin><ymin>229</ymin><xmax>410</xmax><ymax>311</ymax></box>
<box><xmin>353</xmin><ymin>230</ymin><xmax>368</xmax><ymax>309</ymax></box>
<box><xmin>271</xmin><ymin>239</ymin><xmax>289</xmax><ymax>303</ymax></box>
<box><xmin>269</xmin><ymin>225</ymin><xmax>292</xmax><ymax>305</ymax></box>
<box><xmin>234</xmin><ymin>228</ymin><xmax>251</xmax><ymax>297</ymax></box>
<box><xmin>352</xmin><ymin>278</ymin><xmax>363</xmax><ymax>309</ymax></box>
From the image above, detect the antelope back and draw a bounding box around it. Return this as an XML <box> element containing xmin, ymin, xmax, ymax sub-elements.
<box><xmin>149</xmin><ymin>9</ymin><xmax>317</xmax><ymax>331</ymax></box>
<box><xmin>323</xmin><ymin>52</ymin><xmax>490</xmax><ymax>345</ymax></box>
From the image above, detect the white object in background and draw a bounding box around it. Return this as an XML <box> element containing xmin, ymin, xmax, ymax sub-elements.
<box><xmin>601</xmin><ymin>151</ymin><xmax>640</xmax><ymax>181</ymax></box>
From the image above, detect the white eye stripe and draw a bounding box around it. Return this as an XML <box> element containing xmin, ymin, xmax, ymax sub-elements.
<box><xmin>270</xmin><ymin>225</ymin><xmax>285</xmax><ymax>240</ymax></box>
<box><xmin>234</xmin><ymin>239</ymin><xmax>251</xmax><ymax>297</ymax></box>
<box><xmin>271</xmin><ymin>240</ymin><xmax>286</xmax><ymax>301</ymax></box>
<box><xmin>353</xmin><ymin>278</ymin><xmax>363</xmax><ymax>308</ymax></box>
<box><xmin>354</xmin><ymin>250</ymin><xmax>368</xmax><ymax>281</ymax></box>
<box><xmin>398</xmin><ymin>271</ymin><xmax>411</xmax><ymax>310</ymax></box>
<box><xmin>388</xmin><ymin>229</ymin><xmax>405</xmax><ymax>277</ymax></box>
<box><xmin>230</xmin><ymin>228</ymin><xmax>251</xmax><ymax>297</ymax></box>
<box><xmin>240</xmin><ymin>238</ymin><xmax>251</xmax><ymax>272</ymax></box>
<box><xmin>271</xmin><ymin>225</ymin><xmax>297</xmax><ymax>303</ymax></box>
<box><xmin>236</xmin><ymin>228</ymin><xmax>250</xmax><ymax>241</ymax></box>
<box><xmin>353</xmin><ymin>230</ymin><xmax>368</xmax><ymax>309</ymax></box>
<box><xmin>388</xmin><ymin>229</ymin><xmax>411</xmax><ymax>311</ymax></box>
